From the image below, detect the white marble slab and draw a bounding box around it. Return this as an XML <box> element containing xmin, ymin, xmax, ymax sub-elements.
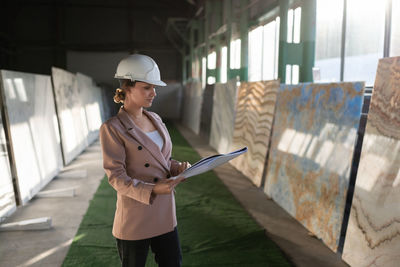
<box><xmin>77</xmin><ymin>72</ymin><xmax>103</xmax><ymax>145</ymax></box>
<box><xmin>0</xmin><ymin>70</ymin><xmax>63</xmax><ymax>205</ymax></box>
<box><xmin>0</xmin><ymin>111</ymin><xmax>16</xmax><ymax>222</ymax></box>
<box><xmin>148</xmin><ymin>83</ymin><xmax>183</xmax><ymax>119</ymax></box>
<box><xmin>342</xmin><ymin>57</ymin><xmax>400</xmax><ymax>266</ymax></box>
<box><xmin>182</xmin><ymin>81</ymin><xmax>202</xmax><ymax>134</ymax></box>
<box><xmin>52</xmin><ymin>67</ymin><xmax>89</xmax><ymax>165</ymax></box>
<box><xmin>210</xmin><ymin>80</ymin><xmax>238</xmax><ymax>154</ymax></box>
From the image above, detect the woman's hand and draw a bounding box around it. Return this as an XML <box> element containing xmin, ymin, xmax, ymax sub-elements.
<box><xmin>177</xmin><ymin>161</ymin><xmax>191</xmax><ymax>175</ymax></box>
<box><xmin>152</xmin><ymin>177</ymin><xmax>185</xmax><ymax>195</ymax></box>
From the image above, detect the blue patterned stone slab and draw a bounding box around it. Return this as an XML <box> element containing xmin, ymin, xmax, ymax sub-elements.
<box><xmin>342</xmin><ymin>57</ymin><xmax>400</xmax><ymax>266</ymax></box>
<box><xmin>0</xmin><ymin>70</ymin><xmax>63</xmax><ymax>205</ymax></box>
<box><xmin>182</xmin><ymin>81</ymin><xmax>202</xmax><ymax>135</ymax></box>
<box><xmin>210</xmin><ymin>80</ymin><xmax>238</xmax><ymax>154</ymax></box>
<box><xmin>52</xmin><ymin>67</ymin><xmax>89</xmax><ymax>165</ymax></box>
<box><xmin>0</xmin><ymin>108</ymin><xmax>16</xmax><ymax>221</ymax></box>
<box><xmin>264</xmin><ymin>82</ymin><xmax>364</xmax><ymax>251</ymax></box>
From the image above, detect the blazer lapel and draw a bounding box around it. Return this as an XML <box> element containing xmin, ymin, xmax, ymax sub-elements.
<box><xmin>117</xmin><ymin>107</ymin><xmax>170</xmax><ymax>172</ymax></box>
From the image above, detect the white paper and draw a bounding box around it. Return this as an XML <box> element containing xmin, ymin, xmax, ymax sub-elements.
<box><xmin>171</xmin><ymin>147</ymin><xmax>248</xmax><ymax>179</ymax></box>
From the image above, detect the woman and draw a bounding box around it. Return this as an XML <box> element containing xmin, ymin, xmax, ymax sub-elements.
<box><xmin>100</xmin><ymin>54</ymin><xmax>190</xmax><ymax>267</ymax></box>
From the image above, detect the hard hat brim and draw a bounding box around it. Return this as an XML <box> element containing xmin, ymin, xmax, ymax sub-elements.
<box><xmin>114</xmin><ymin>75</ymin><xmax>167</xmax><ymax>86</ymax></box>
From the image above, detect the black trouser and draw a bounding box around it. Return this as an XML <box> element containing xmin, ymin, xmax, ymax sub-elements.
<box><xmin>115</xmin><ymin>227</ymin><xmax>182</xmax><ymax>267</ymax></box>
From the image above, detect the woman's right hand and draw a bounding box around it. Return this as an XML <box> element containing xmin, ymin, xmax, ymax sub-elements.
<box><xmin>152</xmin><ymin>177</ymin><xmax>185</xmax><ymax>195</ymax></box>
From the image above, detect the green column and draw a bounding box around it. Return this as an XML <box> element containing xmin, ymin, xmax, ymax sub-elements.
<box><xmin>239</xmin><ymin>0</ymin><xmax>249</xmax><ymax>81</ymax></box>
<box><xmin>216</xmin><ymin>42</ymin><xmax>221</xmax><ymax>83</ymax></box>
<box><xmin>215</xmin><ymin>0</ymin><xmax>222</xmax><ymax>83</ymax></box>
<box><xmin>205</xmin><ymin>0</ymin><xmax>210</xmax><ymax>86</ymax></box>
<box><xmin>300</xmin><ymin>0</ymin><xmax>316</xmax><ymax>82</ymax></box>
<box><xmin>189</xmin><ymin>23</ymin><xmax>195</xmax><ymax>80</ymax></box>
<box><xmin>182</xmin><ymin>45</ymin><xmax>186</xmax><ymax>84</ymax></box>
<box><xmin>226</xmin><ymin>0</ymin><xmax>232</xmax><ymax>80</ymax></box>
<box><xmin>278</xmin><ymin>0</ymin><xmax>289</xmax><ymax>82</ymax></box>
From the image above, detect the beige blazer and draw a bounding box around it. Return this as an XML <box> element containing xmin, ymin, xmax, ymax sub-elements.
<box><xmin>100</xmin><ymin>107</ymin><xmax>181</xmax><ymax>240</ymax></box>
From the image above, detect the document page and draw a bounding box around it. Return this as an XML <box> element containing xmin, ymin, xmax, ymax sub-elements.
<box><xmin>171</xmin><ymin>147</ymin><xmax>248</xmax><ymax>179</ymax></box>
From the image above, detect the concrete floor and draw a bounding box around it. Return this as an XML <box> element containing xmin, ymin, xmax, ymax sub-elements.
<box><xmin>0</xmin><ymin>125</ymin><xmax>349</xmax><ymax>267</ymax></box>
<box><xmin>0</xmin><ymin>141</ymin><xmax>104</xmax><ymax>267</ymax></box>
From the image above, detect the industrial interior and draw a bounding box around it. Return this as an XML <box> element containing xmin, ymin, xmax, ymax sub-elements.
<box><xmin>0</xmin><ymin>0</ymin><xmax>399</xmax><ymax>266</ymax></box>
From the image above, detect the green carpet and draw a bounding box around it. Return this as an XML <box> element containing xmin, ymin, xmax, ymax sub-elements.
<box><xmin>62</xmin><ymin>122</ymin><xmax>292</xmax><ymax>267</ymax></box>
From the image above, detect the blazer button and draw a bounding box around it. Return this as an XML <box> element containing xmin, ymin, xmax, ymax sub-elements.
<box><xmin>138</xmin><ymin>146</ymin><xmax>143</xmax><ymax>150</ymax></box>
<box><xmin>166</xmin><ymin>174</ymin><xmax>171</xmax><ymax>179</ymax></box>
<box><xmin>153</xmin><ymin>177</ymin><xmax>159</xmax><ymax>183</ymax></box>
<box><xmin>145</xmin><ymin>163</ymin><xmax>150</xmax><ymax>168</ymax></box>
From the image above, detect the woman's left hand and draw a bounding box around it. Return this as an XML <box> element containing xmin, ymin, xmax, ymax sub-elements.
<box><xmin>177</xmin><ymin>161</ymin><xmax>191</xmax><ymax>175</ymax></box>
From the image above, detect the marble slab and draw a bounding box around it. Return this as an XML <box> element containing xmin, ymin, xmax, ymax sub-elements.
<box><xmin>0</xmin><ymin>70</ymin><xmax>64</xmax><ymax>205</ymax></box>
<box><xmin>0</xmin><ymin>110</ymin><xmax>16</xmax><ymax>221</ymax></box>
<box><xmin>230</xmin><ymin>80</ymin><xmax>279</xmax><ymax>187</ymax></box>
<box><xmin>77</xmin><ymin>72</ymin><xmax>103</xmax><ymax>145</ymax></box>
<box><xmin>199</xmin><ymin>84</ymin><xmax>215</xmax><ymax>141</ymax></box>
<box><xmin>182</xmin><ymin>81</ymin><xmax>202</xmax><ymax>134</ymax></box>
<box><xmin>94</xmin><ymin>84</ymin><xmax>106</xmax><ymax>123</ymax></box>
<box><xmin>210</xmin><ymin>79</ymin><xmax>238</xmax><ymax>154</ymax></box>
<box><xmin>148</xmin><ymin>83</ymin><xmax>183</xmax><ymax>119</ymax></box>
<box><xmin>52</xmin><ymin>67</ymin><xmax>89</xmax><ymax>165</ymax></box>
<box><xmin>264</xmin><ymin>82</ymin><xmax>364</xmax><ymax>252</ymax></box>
<box><xmin>342</xmin><ymin>57</ymin><xmax>400</xmax><ymax>266</ymax></box>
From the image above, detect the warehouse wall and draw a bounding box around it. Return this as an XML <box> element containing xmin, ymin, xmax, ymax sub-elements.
<box><xmin>0</xmin><ymin>0</ymin><xmax>189</xmax><ymax>84</ymax></box>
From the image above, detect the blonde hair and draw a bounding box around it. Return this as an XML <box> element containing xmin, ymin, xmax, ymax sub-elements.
<box><xmin>113</xmin><ymin>79</ymin><xmax>136</xmax><ymax>103</ymax></box>
<box><xmin>113</xmin><ymin>88</ymin><xmax>126</xmax><ymax>103</ymax></box>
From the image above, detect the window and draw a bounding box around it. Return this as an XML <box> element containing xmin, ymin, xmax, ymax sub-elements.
<box><xmin>263</xmin><ymin>17</ymin><xmax>280</xmax><ymax>80</ymax></box>
<box><xmin>248</xmin><ymin>17</ymin><xmax>280</xmax><ymax>82</ymax></box>
<box><xmin>230</xmin><ymin>39</ymin><xmax>241</xmax><ymax>69</ymax></box>
<box><xmin>207</xmin><ymin>51</ymin><xmax>216</xmax><ymax>69</ymax></box>
<box><xmin>287</xmin><ymin>7</ymin><xmax>301</xmax><ymax>44</ymax></box>
<box><xmin>202</xmin><ymin>57</ymin><xmax>206</xmax><ymax>88</ymax></box>
<box><xmin>285</xmin><ymin>7</ymin><xmax>301</xmax><ymax>83</ymax></box>
<box><xmin>221</xmin><ymin>46</ymin><xmax>228</xmax><ymax>83</ymax></box>
<box><xmin>343</xmin><ymin>0</ymin><xmax>386</xmax><ymax>86</ymax></box>
<box><xmin>286</xmin><ymin>64</ymin><xmax>299</xmax><ymax>84</ymax></box>
<box><xmin>248</xmin><ymin>26</ymin><xmax>263</xmax><ymax>82</ymax></box>
<box><xmin>207</xmin><ymin>52</ymin><xmax>216</xmax><ymax>85</ymax></box>
<box><xmin>390</xmin><ymin>0</ymin><xmax>400</xmax><ymax>56</ymax></box>
<box><xmin>315</xmin><ymin>0</ymin><xmax>343</xmax><ymax>82</ymax></box>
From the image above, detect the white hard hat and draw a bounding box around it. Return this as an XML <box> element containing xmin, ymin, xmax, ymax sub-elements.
<box><xmin>114</xmin><ymin>54</ymin><xmax>167</xmax><ymax>86</ymax></box>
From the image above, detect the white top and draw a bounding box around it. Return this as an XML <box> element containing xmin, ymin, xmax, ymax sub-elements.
<box><xmin>131</xmin><ymin>130</ymin><xmax>164</xmax><ymax>187</ymax></box>
<box><xmin>146</xmin><ymin>130</ymin><xmax>164</xmax><ymax>151</ymax></box>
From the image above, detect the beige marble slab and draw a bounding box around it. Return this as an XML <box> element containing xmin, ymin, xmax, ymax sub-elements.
<box><xmin>342</xmin><ymin>57</ymin><xmax>400</xmax><ymax>266</ymax></box>
<box><xmin>182</xmin><ymin>81</ymin><xmax>202</xmax><ymax>134</ymax></box>
<box><xmin>230</xmin><ymin>80</ymin><xmax>279</xmax><ymax>187</ymax></box>
<box><xmin>210</xmin><ymin>80</ymin><xmax>238</xmax><ymax>154</ymax></box>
